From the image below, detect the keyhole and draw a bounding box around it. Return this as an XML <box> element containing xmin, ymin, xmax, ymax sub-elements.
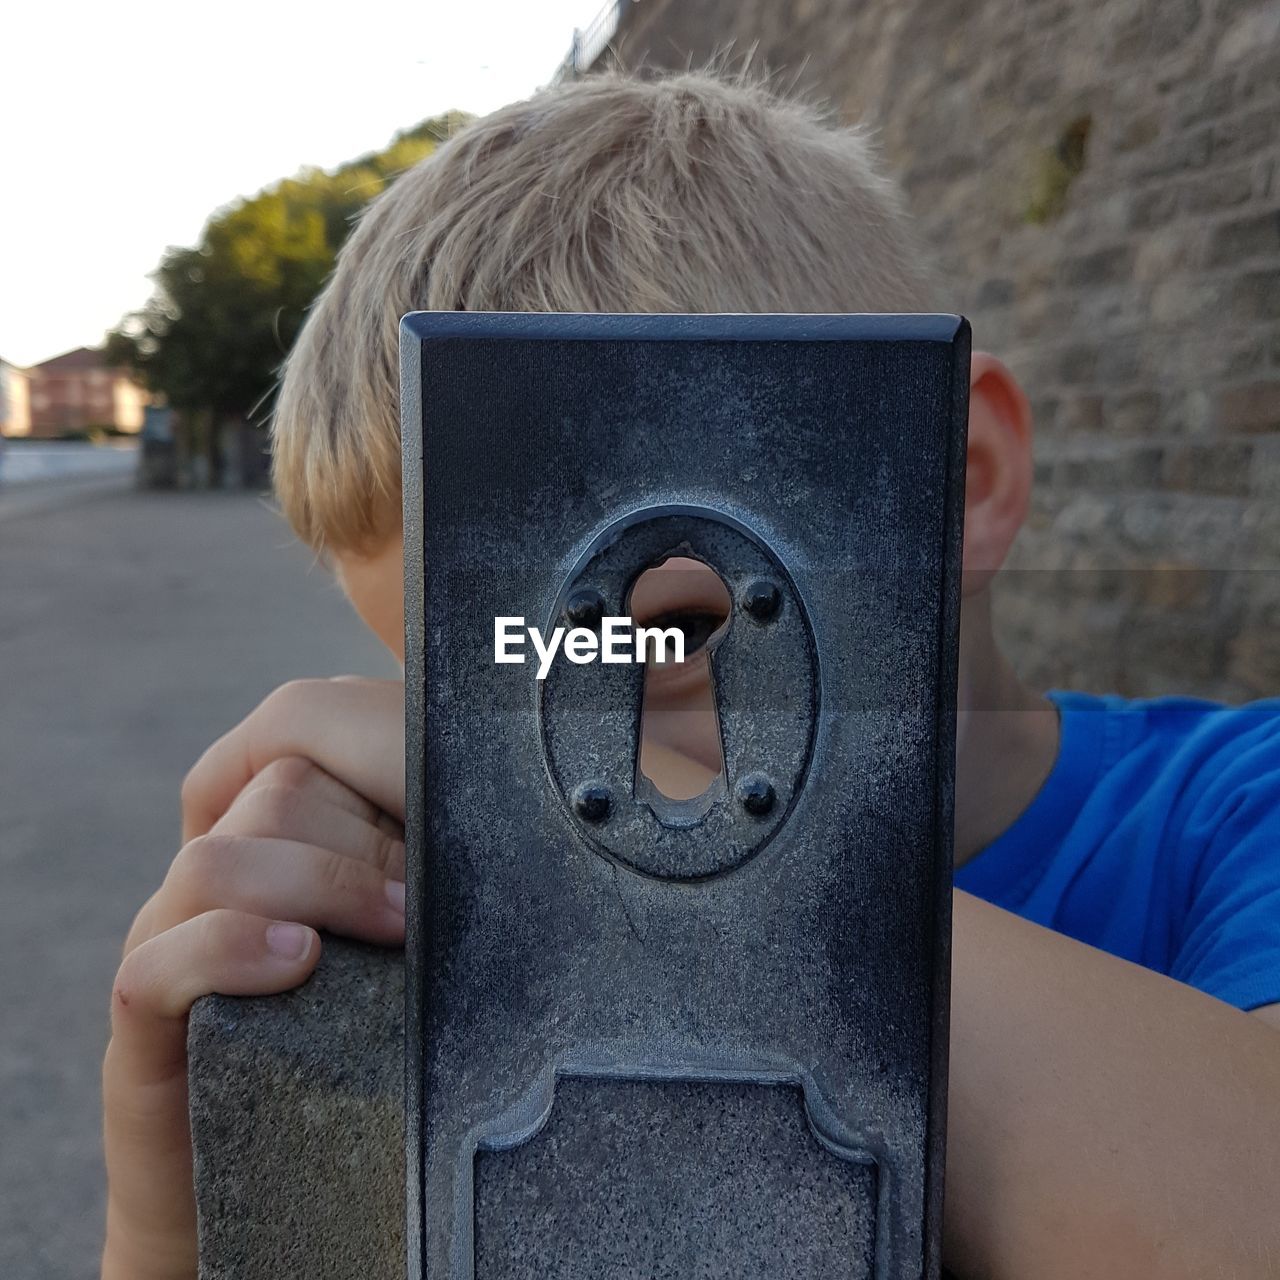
<box><xmin>628</xmin><ymin>555</ymin><xmax>732</xmax><ymax>823</ymax></box>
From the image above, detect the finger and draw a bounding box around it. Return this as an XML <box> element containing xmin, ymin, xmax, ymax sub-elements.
<box><xmin>107</xmin><ymin>908</ymin><xmax>318</xmax><ymax>1099</ymax></box>
<box><xmin>213</xmin><ymin>773</ymin><xmax>405</xmax><ymax>878</ymax></box>
<box><xmin>103</xmin><ymin>911</ymin><xmax>319</xmax><ymax>1268</ymax></box>
<box><xmin>182</xmin><ymin>677</ymin><xmax>405</xmax><ymax>842</ymax></box>
<box><xmin>147</xmin><ymin>834</ymin><xmax>406</xmax><ymax>945</ymax></box>
<box><xmin>235</xmin><ymin>755</ymin><xmax>386</xmax><ymax>826</ymax></box>
<box><xmin>376</xmin><ymin>808</ymin><xmax>407</xmax><ymax>841</ymax></box>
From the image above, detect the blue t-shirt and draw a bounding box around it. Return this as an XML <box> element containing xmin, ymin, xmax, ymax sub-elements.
<box><xmin>954</xmin><ymin>690</ymin><xmax>1280</xmax><ymax>1012</ymax></box>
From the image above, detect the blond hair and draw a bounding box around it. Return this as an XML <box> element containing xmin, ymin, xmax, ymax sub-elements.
<box><xmin>273</xmin><ymin>69</ymin><xmax>933</xmax><ymax>553</ymax></box>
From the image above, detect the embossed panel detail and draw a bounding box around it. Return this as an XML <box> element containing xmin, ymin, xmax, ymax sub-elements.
<box><xmin>474</xmin><ymin>1078</ymin><xmax>878</xmax><ymax>1279</ymax></box>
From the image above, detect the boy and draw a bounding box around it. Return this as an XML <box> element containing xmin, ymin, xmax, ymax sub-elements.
<box><xmin>102</xmin><ymin>71</ymin><xmax>1280</xmax><ymax>1279</ymax></box>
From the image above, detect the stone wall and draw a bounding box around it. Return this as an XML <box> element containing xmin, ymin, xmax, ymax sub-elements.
<box><xmin>604</xmin><ymin>0</ymin><xmax>1280</xmax><ymax>700</ymax></box>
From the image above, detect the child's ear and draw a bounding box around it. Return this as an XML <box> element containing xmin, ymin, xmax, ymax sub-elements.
<box><xmin>961</xmin><ymin>352</ymin><xmax>1033</xmax><ymax>594</ymax></box>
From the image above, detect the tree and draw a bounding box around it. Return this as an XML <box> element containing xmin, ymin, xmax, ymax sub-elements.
<box><xmin>109</xmin><ymin>113</ymin><xmax>467</xmax><ymax>475</ymax></box>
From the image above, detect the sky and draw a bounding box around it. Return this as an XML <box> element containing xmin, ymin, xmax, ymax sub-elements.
<box><xmin>0</xmin><ymin>0</ymin><xmax>602</xmax><ymax>367</ymax></box>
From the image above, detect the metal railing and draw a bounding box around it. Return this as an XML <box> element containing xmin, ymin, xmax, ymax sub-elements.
<box><xmin>552</xmin><ymin>0</ymin><xmax>639</xmax><ymax>82</ymax></box>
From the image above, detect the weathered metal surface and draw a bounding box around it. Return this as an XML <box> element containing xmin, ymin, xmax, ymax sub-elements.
<box><xmin>402</xmin><ymin>311</ymin><xmax>969</xmax><ymax>1279</ymax></box>
<box><xmin>541</xmin><ymin>510</ymin><xmax>819</xmax><ymax>879</ymax></box>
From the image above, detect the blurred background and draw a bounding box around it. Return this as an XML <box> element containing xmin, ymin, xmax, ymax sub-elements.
<box><xmin>1</xmin><ymin>0</ymin><xmax>1277</xmax><ymax>1276</ymax></box>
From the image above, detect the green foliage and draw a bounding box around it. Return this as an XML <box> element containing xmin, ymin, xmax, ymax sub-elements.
<box><xmin>109</xmin><ymin>112</ymin><xmax>468</xmax><ymax>421</ymax></box>
<box><xmin>1023</xmin><ymin>115</ymin><xmax>1092</xmax><ymax>225</ymax></box>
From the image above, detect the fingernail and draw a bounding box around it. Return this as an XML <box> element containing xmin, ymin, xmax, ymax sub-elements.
<box><xmin>385</xmin><ymin>879</ymin><xmax>406</xmax><ymax>914</ymax></box>
<box><xmin>266</xmin><ymin>922</ymin><xmax>313</xmax><ymax>961</ymax></box>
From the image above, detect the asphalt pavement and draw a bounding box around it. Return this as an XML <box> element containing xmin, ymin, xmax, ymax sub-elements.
<box><xmin>0</xmin><ymin>483</ymin><xmax>397</xmax><ymax>1278</ymax></box>
<box><xmin>0</xmin><ymin>440</ymin><xmax>138</xmax><ymax>487</ymax></box>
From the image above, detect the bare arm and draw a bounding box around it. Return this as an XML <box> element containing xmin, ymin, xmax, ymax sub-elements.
<box><xmin>946</xmin><ymin>890</ymin><xmax>1280</xmax><ymax>1279</ymax></box>
<box><xmin>1253</xmin><ymin>1002</ymin><xmax>1280</xmax><ymax>1031</ymax></box>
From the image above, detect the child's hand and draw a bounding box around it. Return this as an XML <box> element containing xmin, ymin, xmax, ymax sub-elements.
<box><xmin>101</xmin><ymin>677</ymin><xmax>406</xmax><ymax>1280</ymax></box>
<box><xmin>179</xmin><ymin>675</ymin><xmax>407</xmax><ymax>841</ymax></box>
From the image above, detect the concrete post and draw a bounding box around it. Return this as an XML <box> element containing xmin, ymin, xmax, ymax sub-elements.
<box><xmin>188</xmin><ymin>940</ymin><xmax>404</xmax><ymax>1279</ymax></box>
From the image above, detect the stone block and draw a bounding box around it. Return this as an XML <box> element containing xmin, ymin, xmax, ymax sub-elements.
<box><xmin>1161</xmin><ymin>439</ymin><xmax>1255</xmax><ymax>495</ymax></box>
<box><xmin>1120</xmin><ymin>612</ymin><xmax>1226</xmax><ymax>685</ymax></box>
<box><xmin>1056</xmin><ymin>392</ymin><xmax>1106</xmax><ymax>432</ymax></box>
<box><xmin>1257</xmin><ymin>155</ymin><xmax>1278</xmax><ymax>201</ymax></box>
<box><xmin>1055</xmin><ymin>343</ymin><xmax>1100</xmax><ymax>384</ymax></box>
<box><xmin>1053</xmin><ymin>444</ymin><xmax>1165</xmax><ymax>491</ymax></box>
<box><xmin>1242</xmin><ymin>487</ymin><xmax>1280</xmax><ymax>565</ymax></box>
<box><xmin>1228</xmin><ymin>603</ymin><xmax>1280</xmax><ymax>693</ymax></box>
<box><xmin>1105</xmin><ymin>389</ymin><xmax>1164</xmax><ymax>434</ymax></box>
<box><xmin>1207</xmin><ymin>210</ymin><xmax>1280</xmax><ymax>265</ymax></box>
<box><xmin>1131</xmin><ymin>561</ymin><xmax>1222</xmax><ymax>611</ymax></box>
<box><xmin>1221</xmin><ymin>333</ymin><xmax>1271</xmax><ymax>379</ymax></box>
<box><xmin>1229</xmin><ymin>270</ymin><xmax>1280</xmax><ymax>323</ymax></box>
<box><xmin>974</xmin><ymin>276</ymin><xmax>1016</xmax><ymax>308</ymax></box>
<box><xmin>1216</xmin><ymin>380</ymin><xmax>1280</xmax><ymax>433</ymax></box>
<box><xmin>1213</xmin><ymin>1</ymin><xmax>1280</xmax><ymax>66</ymax></box>
<box><xmin>1133</xmin><ymin>226</ymin><xmax>1198</xmax><ymax>285</ymax></box>
<box><xmin>188</xmin><ymin>940</ymin><xmax>404</xmax><ymax>1280</ymax></box>
<box><xmin>1129</xmin><ymin>184</ymin><xmax>1182</xmax><ymax>229</ymax></box>
<box><xmin>1173</xmin><ymin>71</ymin><xmax>1237</xmax><ymax>128</ymax></box>
<box><xmin>1095</xmin><ymin>335</ymin><xmax>1147</xmax><ymax>385</ymax></box>
<box><xmin>1150</xmin><ymin>277</ymin><xmax>1224</xmax><ymax>327</ymax></box>
<box><xmin>1181</xmin><ymin>162</ymin><xmax>1255</xmax><ymax>212</ymax></box>
<box><xmin>1249</xmin><ymin>440</ymin><xmax>1280</xmax><ymax>509</ymax></box>
<box><xmin>1111</xmin><ymin>109</ymin><xmax>1164</xmax><ymax>153</ymax></box>
<box><xmin>1114</xmin><ymin>493</ymin><xmax>1247</xmax><ymax>561</ymax></box>
<box><xmin>1110</xmin><ymin>0</ymin><xmax>1204</xmax><ymax>63</ymax></box>
<box><xmin>1063</xmin><ymin>244</ymin><xmax>1136</xmax><ymax>288</ymax></box>
<box><xmin>1210</xmin><ymin>106</ymin><xmax>1278</xmax><ymax>164</ymax></box>
<box><xmin>1133</xmin><ymin>127</ymin><xmax>1212</xmax><ymax>180</ymax></box>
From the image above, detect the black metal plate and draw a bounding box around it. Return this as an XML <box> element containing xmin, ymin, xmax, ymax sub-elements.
<box><xmin>541</xmin><ymin>509</ymin><xmax>819</xmax><ymax>879</ymax></box>
<box><xmin>402</xmin><ymin>312</ymin><xmax>969</xmax><ymax>1280</ymax></box>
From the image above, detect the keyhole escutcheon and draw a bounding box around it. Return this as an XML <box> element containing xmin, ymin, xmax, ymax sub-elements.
<box><xmin>628</xmin><ymin>556</ymin><xmax>732</xmax><ymax>824</ymax></box>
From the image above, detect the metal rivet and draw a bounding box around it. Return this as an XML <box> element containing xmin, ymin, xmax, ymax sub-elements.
<box><xmin>565</xmin><ymin>588</ymin><xmax>606</xmax><ymax>631</ymax></box>
<box><xmin>741</xmin><ymin>579</ymin><xmax>781</xmax><ymax>622</ymax></box>
<box><xmin>573</xmin><ymin>782</ymin><xmax>612</xmax><ymax>824</ymax></box>
<box><xmin>737</xmin><ymin>773</ymin><xmax>776</xmax><ymax>817</ymax></box>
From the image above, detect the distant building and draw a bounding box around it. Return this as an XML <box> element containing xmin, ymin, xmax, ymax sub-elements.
<box><xmin>0</xmin><ymin>358</ymin><xmax>31</xmax><ymax>437</ymax></box>
<box><xmin>23</xmin><ymin>347</ymin><xmax>148</xmax><ymax>438</ymax></box>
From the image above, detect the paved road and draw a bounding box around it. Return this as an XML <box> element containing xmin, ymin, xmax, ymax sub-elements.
<box><xmin>0</xmin><ymin>486</ymin><xmax>397</xmax><ymax>1279</ymax></box>
<box><xmin>0</xmin><ymin>442</ymin><xmax>140</xmax><ymax>526</ymax></box>
<box><xmin>0</xmin><ymin>440</ymin><xmax>139</xmax><ymax>487</ymax></box>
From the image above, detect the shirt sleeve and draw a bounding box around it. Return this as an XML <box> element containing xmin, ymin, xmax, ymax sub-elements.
<box><xmin>1170</xmin><ymin>720</ymin><xmax>1280</xmax><ymax>1012</ymax></box>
